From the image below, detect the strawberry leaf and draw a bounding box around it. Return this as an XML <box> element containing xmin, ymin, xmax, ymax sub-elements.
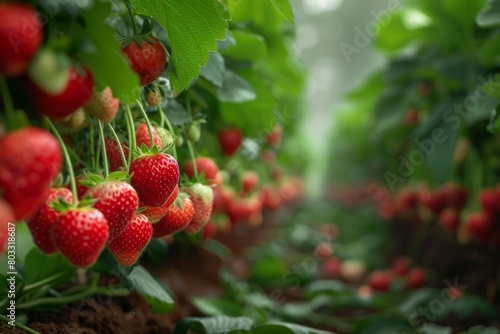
<box><xmin>130</xmin><ymin>0</ymin><xmax>230</xmax><ymax>92</ymax></box>
<box><xmin>270</xmin><ymin>0</ymin><xmax>294</xmax><ymax>23</ymax></box>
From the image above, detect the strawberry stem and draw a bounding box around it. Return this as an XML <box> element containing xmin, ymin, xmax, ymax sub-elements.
<box><xmin>124</xmin><ymin>1</ymin><xmax>139</xmax><ymax>35</ymax></box>
<box><xmin>0</xmin><ymin>76</ymin><xmax>17</xmax><ymax>130</ymax></box>
<box><xmin>97</xmin><ymin>119</ymin><xmax>109</xmax><ymax>178</ymax></box>
<box><xmin>0</xmin><ymin>314</ymin><xmax>41</xmax><ymax>334</ymax></box>
<box><xmin>136</xmin><ymin>99</ymin><xmax>154</xmax><ymax>148</ymax></box>
<box><xmin>159</xmin><ymin>103</ymin><xmax>177</xmax><ymax>159</ymax></box>
<box><xmin>187</xmin><ymin>140</ymin><xmax>199</xmax><ymax>178</ymax></box>
<box><xmin>107</xmin><ymin>123</ymin><xmax>129</xmax><ymax>171</ymax></box>
<box><xmin>89</xmin><ymin>121</ymin><xmax>96</xmax><ymax>171</ymax></box>
<box><xmin>124</xmin><ymin>105</ymin><xmax>136</xmax><ymax>165</ymax></box>
<box><xmin>46</xmin><ymin>118</ymin><xmax>79</xmax><ymax>206</ymax></box>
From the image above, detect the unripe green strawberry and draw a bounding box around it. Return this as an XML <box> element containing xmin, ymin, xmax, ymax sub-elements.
<box><xmin>146</xmin><ymin>91</ymin><xmax>162</xmax><ymax>106</ymax></box>
<box><xmin>183</xmin><ymin>183</ymin><xmax>213</xmax><ymax>234</ymax></box>
<box><xmin>176</xmin><ymin>135</ymin><xmax>184</xmax><ymax>147</ymax></box>
<box><xmin>84</xmin><ymin>87</ymin><xmax>119</xmax><ymax>123</ymax></box>
<box><xmin>187</xmin><ymin>123</ymin><xmax>200</xmax><ymax>142</ymax></box>
<box><xmin>107</xmin><ymin>213</ymin><xmax>153</xmax><ymax>267</ymax></box>
<box><xmin>56</xmin><ymin>108</ymin><xmax>87</xmax><ymax>133</ymax></box>
<box><xmin>156</xmin><ymin>127</ymin><xmax>174</xmax><ymax>148</ymax></box>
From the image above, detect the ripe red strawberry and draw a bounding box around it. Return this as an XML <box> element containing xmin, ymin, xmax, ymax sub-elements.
<box><xmin>51</xmin><ymin>207</ymin><xmax>109</xmax><ymax>267</ymax></box>
<box><xmin>396</xmin><ymin>188</ymin><xmax>417</xmax><ymax>211</ymax></box>
<box><xmin>27</xmin><ymin>188</ymin><xmax>73</xmax><ymax>254</ymax></box>
<box><xmin>122</xmin><ymin>36</ymin><xmax>166</xmax><ymax>86</ymax></box>
<box><xmin>267</xmin><ymin>125</ymin><xmax>282</xmax><ymax>148</ymax></box>
<box><xmin>183</xmin><ymin>157</ymin><xmax>219</xmax><ymax>183</ymax></box>
<box><xmin>406</xmin><ymin>268</ymin><xmax>425</xmax><ymax>289</ymax></box>
<box><xmin>368</xmin><ymin>271</ymin><xmax>391</xmax><ymax>292</ymax></box>
<box><xmin>201</xmin><ymin>221</ymin><xmax>217</xmax><ymax>241</ymax></box>
<box><xmin>146</xmin><ymin>91</ymin><xmax>162</xmax><ymax>106</ymax></box>
<box><xmin>136</xmin><ymin>123</ymin><xmax>162</xmax><ymax>149</ymax></box>
<box><xmin>320</xmin><ymin>257</ymin><xmax>342</xmax><ymax>279</ymax></box>
<box><xmin>107</xmin><ymin>213</ymin><xmax>153</xmax><ymax>267</ymax></box>
<box><xmin>314</xmin><ymin>242</ymin><xmax>333</xmax><ymax>260</ymax></box>
<box><xmin>448</xmin><ymin>287</ymin><xmax>462</xmax><ymax>300</ymax></box>
<box><xmin>480</xmin><ymin>188</ymin><xmax>497</xmax><ymax>216</ymax></box>
<box><xmin>152</xmin><ymin>196</ymin><xmax>194</xmax><ymax>238</ymax></box>
<box><xmin>419</xmin><ymin>189</ymin><xmax>446</xmax><ymax>215</ymax></box>
<box><xmin>260</xmin><ymin>185</ymin><xmax>282</xmax><ymax>210</ymax></box>
<box><xmin>130</xmin><ymin>153</ymin><xmax>179</xmax><ymax>207</ymax></box>
<box><xmin>439</xmin><ymin>209</ymin><xmax>460</xmax><ymax>232</ymax></box>
<box><xmin>84</xmin><ymin>87</ymin><xmax>119</xmax><ymax>123</ymax></box>
<box><xmin>143</xmin><ymin>185</ymin><xmax>179</xmax><ymax>223</ymax></box>
<box><xmin>184</xmin><ymin>183</ymin><xmax>214</xmax><ymax>234</ymax></box>
<box><xmin>0</xmin><ymin>127</ymin><xmax>62</xmax><ymax>220</ymax></box>
<box><xmin>218</xmin><ymin>128</ymin><xmax>242</xmax><ymax>156</ymax></box>
<box><xmin>0</xmin><ymin>3</ymin><xmax>42</xmax><ymax>76</ymax></box>
<box><xmin>242</xmin><ymin>171</ymin><xmax>259</xmax><ymax>193</ymax></box>
<box><xmin>270</xmin><ymin>166</ymin><xmax>283</xmax><ymax>180</ymax></box>
<box><xmin>390</xmin><ymin>256</ymin><xmax>410</xmax><ymax>277</ymax></box>
<box><xmin>441</xmin><ymin>183</ymin><xmax>468</xmax><ymax>211</ymax></box>
<box><xmin>25</xmin><ymin>65</ymin><xmax>94</xmax><ymax>120</ymax></box>
<box><xmin>403</xmin><ymin>108</ymin><xmax>419</xmax><ymax>125</ymax></box>
<box><xmin>105</xmin><ymin>138</ymin><xmax>129</xmax><ymax>172</ymax></box>
<box><xmin>261</xmin><ymin>149</ymin><xmax>276</xmax><ymax>164</ymax></box>
<box><xmin>84</xmin><ymin>180</ymin><xmax>139</xmax><ymax>243</ymax></box>
<box><xmin>465</xmin><ymin>212</ymin><xmax>493</xmax><ymax>243</ymax></box>
<box><xmin>0</xmin><ymin>199</ymin><xmax>15</xmax><ymax>253</ymax></box>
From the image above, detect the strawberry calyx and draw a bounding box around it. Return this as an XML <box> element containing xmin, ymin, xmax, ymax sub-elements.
<box><xmin>78</xmin><ymin>171</ymin><xmax>130</xmax><ymax>188</ymax></box>
<box><xmin>51</xmin><ymin>195</ymin><xmax>96</xmax><ymax>213</ymax></box>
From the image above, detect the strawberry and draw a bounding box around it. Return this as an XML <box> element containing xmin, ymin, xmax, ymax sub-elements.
<box><xmin>152</xmin><ymin>196</ymin><xmax>194</xmax><ymax>238</ymax></box>
<box><xmin>0</xmin><ymin>199</ymin><xmax>15</xmax><ymax>253</ymax></box>
<box><xmin>390</xmin><ymin>256</ymin><xmax>410</xmax><ymax>277</ymax></box>
<box><xmin>0</xmin><ymin>3</ymin><xmax>43</xmax><ymax>76</ymax></box>
<box><xmin>267</xmin><ymin>125</ymin><xmax>282</xmax><ymax>148</ymax></box>
<box><xmin>143</xmin><ymin>185</ymin><xmax>179</xmax><ymax>223</ymax></box>
<box><xmin>367</xmin><ymin>271</ymin><xmax>391</xmax><ymax>292</ymax></box>
<box><xmin>107</xmin><ymin>213</ymin><xmax>152</xmax><ymax>267</ymax></box>
<box><xmin>270</xmin><ymin>166</ymin><xmax>283</xmax><ymax>180</ymax></box>
<box><xmin>183</xmin><ymin>157</ymin><xmax>219</xmax><ymax>183</ymax></box>
<box><xmin>314</xmin><ymin>242</ymin><xmax>333</xmax><ymax>260</ymax></box>
<box><xmin>218</xmin><ymin>128</ymin><xmax>242</xmax><ymax>156</ymax></box>
<box><xmin>395</xmin><ymin>188</ymin><xmax>417</xmax><ymax>211</ymax></box>
<box><xmin>465</xmin><ymin>212</ymin><xmax>492</xmax><ymax>243</ymax></box>
<box><xmin>136</xmin><ymin>123</ymin><xmax>162</xmax><ymax>149</ymax></box>
<box><xmin>480</xmin><ymin>188</ymin><xmax>497</xmax><ymax>216</ymax></box>
<box><xmin>27</xmin><ymin>188</ymin><xmax>73</xmax><ymax>254</ymax></box>
<box><xmin>201</xmin><ymin>221</ymin><xmax>217</xmax><ymax>241</ymax></box>
<box><xmin>122</xmin><ymin>36</ymin><xmax>167</xmax><ymax>86</ymax></box>
<box><xmin>57</xmin><ymin>108</ymin><xmax>87</xmax><ymax>132</ymax></box>
<box><xmin>260</xmin><ymin>185</ymin><xmax>282</xmax><ymax>210</ymax></box>
<box><xmin>25</xmin><ymin>65</ymin><xmax>94</xmax><ymax>120</ymax></box>
<box><xmin>187</xmin><ymin>123</ymin><xmax>201</xmax><ymax>142</ymax></box>
<box><xmin>439</xmin><ymin>209</ymin><xmax>460</xmax><ymax>232</ymax></box>
<box><xmin>156</xmin><ymin>127</ymin><xmax>174</xmax><ymax>148</ymax></box>
<box><xmin>0</xmin><ymin>127</ymin><xmax>62</xmax><ymax>220</ymax></box>
<box><xmin>241</xmin><ymin>171</ymin><xmax>259</xmax><ymax>193</ymax></box>
<box><xmin>75</xmin><ymin>173</ymin><xmax>103</xmax><ymax>199</ymax></box>
<box><xmin>84</xmin><ymin>87</ymin><xmax>120</xmax><ymax>123</ymax></box>
<box><xmin>105</xmin><ymin>138</ymin><xmax>129</xmax><ymax>172</ymax></box>
<box><xmin>184</xmin><ymin>183</ymin><xmax>214</xmax><ymax>234</ymax></box>
<box><xmin>146</xmin><ymin>90</ymin><xmax>162</xmax><ymax>106</ymax></box>
<box><xmin>441</xmin><ymin>183</ymin><xmax>468</xmax><ymax>211</ymax></box>
<box><xmin>84</xmin><ymin>178</ymin><xmax>139</xmax><ymax>243</ymax></box>
<box><xmin>403</xmin><ymin>108</ymin><xmax>419</xmax><ymax>125</ymax></box>
<box><xmin>130</xmin><ymin>153</ymin><xmax>179</xmax><ymax>207</ymax></box>
<box><xmin>320</xmin><ymin>257</ymin><xmax>342</xmax><ymax>279</ymax></box>
<box><xmin>406</xmin><ymin>268</ymin><xmax>425</xmax><ymax>289</ymax></box>
<box><xmin>51</xmin><ymin>207</ymin><xmax>109</xmax><ymax>267</ymax></box>
<box><xmin>419</xmin><ymin>189</ymin><xmax>446</xmax><ymax>215</ymax></box>
<box><xmin>261</xmin><ymin>149</ymin><xmax>276</xmax><ymax>164</ymax></box>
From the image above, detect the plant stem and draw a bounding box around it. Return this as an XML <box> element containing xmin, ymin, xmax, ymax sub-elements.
<box><xmin>17</xmin><ymin>286</ymin><xmax>129</xmax><ymax>312</ymax></box>
<box><xmin>0</xmin><ymin>314</ymin><xmax>41</xmax><ymax>334</ymax></box>
<box><xmin>97</xmin><ymin>120</ymin><xmax>109</xmax><ymax>178</ymax></box>
<box><xmin>23</xmin><ymin>272</ymin><xmax>68</xmax><ymax>294</ymax></box>
<box><xmin>46</xmin><ymin>118</ymin><xmax>78</xmax><ymax>206</ymax></box>
<box><xmin>107</xmin><ymin>123</ymin><xmax>129</xmax><ymax>171</ymax></box>
<box><xmin>159</xmin><ymin>103</ymin><xmax>177</xmax><ymax>159</ymax></box>
<box><xmin>187</xmin><ymin>140</ymin><xmax>198</xmax><ymax>178</ymax></box>
<box><xmin>136</xmin><ymin>99</ymin><xmax>154</xmax><ymax>148</ymax></box>
<box><xmin>0</xmin><ymin>76</ymin><xmax>16</xmax><ymax>129</ymax></box>
<box><xmin>125</xmin><ymin>1</ymin><xmax>139</xmax><ymax>35</ymax></box>
<box><xmin>89</xmin><ymin>121</ymin><xmax>96</xmax><ymax>171</ymax></box>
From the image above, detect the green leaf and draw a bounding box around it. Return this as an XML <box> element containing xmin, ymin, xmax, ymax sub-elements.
<box><xmin>480</xmin><ymin>33</ymin><xmax>500</xmax><ymax>66</ymax></box>
<box><xmin>173</xmin><ymin>316</ymin><xmax>254</xmax><ymax>334</ymax></box>
<box><xmin>477</xmin><ymin>0</ymin><xmax>500</xmax><ymax>27</ymax></box>
<box><xmin>398</xmin><ymin>288</ymin><xmax>436</xmax><ymax>314</ymax></box>
<box><xmin>249</xmin><ymin>257</ymin><xmax>287</xmax><ymax>287</ymax></box>
<box><xmin>420</xmin><ymin>323</ymin><xmax>452</xmax><ymax>334</ymax></box>
<box><xmin>78</xmin><ymin>0</ymin><xmax>140</xmax><ymax>102</ymax></box>
<box><xmin>24</xmin><ymin>248</ymin><xmax>75</xmax><ymax>284</ymax></box>
<box><xmin>123</xmin><ymin>265</ymin><xmax>175</xmax><ymax>313</ymax></box>
<box><xmin>304</xmin><ymin>280</ymin><xmax>346</xmax><ymax>299</ymax></box>
<box><xmin>191</xmin><ymin>297</ymin><xmax>243</xmax><ymax>317</ymax></box>
<box><xmin>222</xmin><ymin>31</ymin><xmax>268</xmax><ymax>62</ymax></box>
<box><xmin>376</xmin><ymin>13</ymin><xmax>425</xmax><ymax>53</ymax></box>
<box><xmin>200</xmin><ymin>53</ymin><xmax>226</xmax><ymax>88</ymax></box>
<box><xmin>464</xmin><ymin>326</ymin><xmax>500</xmax><ymax>334</ymax></box>
<box><xmin>270</xmin><ymin>0</ymin><xmax>294</xmax><ymax>23</ymax></box>
<box><xmin>218</xmin><ymin>70</ymin><xmax>256</xmax><ymax>103</ymax></box>
<box><xmin>218</xmin><ymin>31</ymin><xmax>236</xmax><ymax>51</ymax></box>
<box><xmin>252</xmin><ymin>323</ymin><xmax>331</xmax><ymax>334</ymax></box>
<box><xmin>165</xmin><ymin>99</ymin><xmax>190</xmax><ymax>126</ymax></box>
<box><xmin>131</xmin><ymin>0</ymin><xmax>230</xmax><ymax>92</ymax></box>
